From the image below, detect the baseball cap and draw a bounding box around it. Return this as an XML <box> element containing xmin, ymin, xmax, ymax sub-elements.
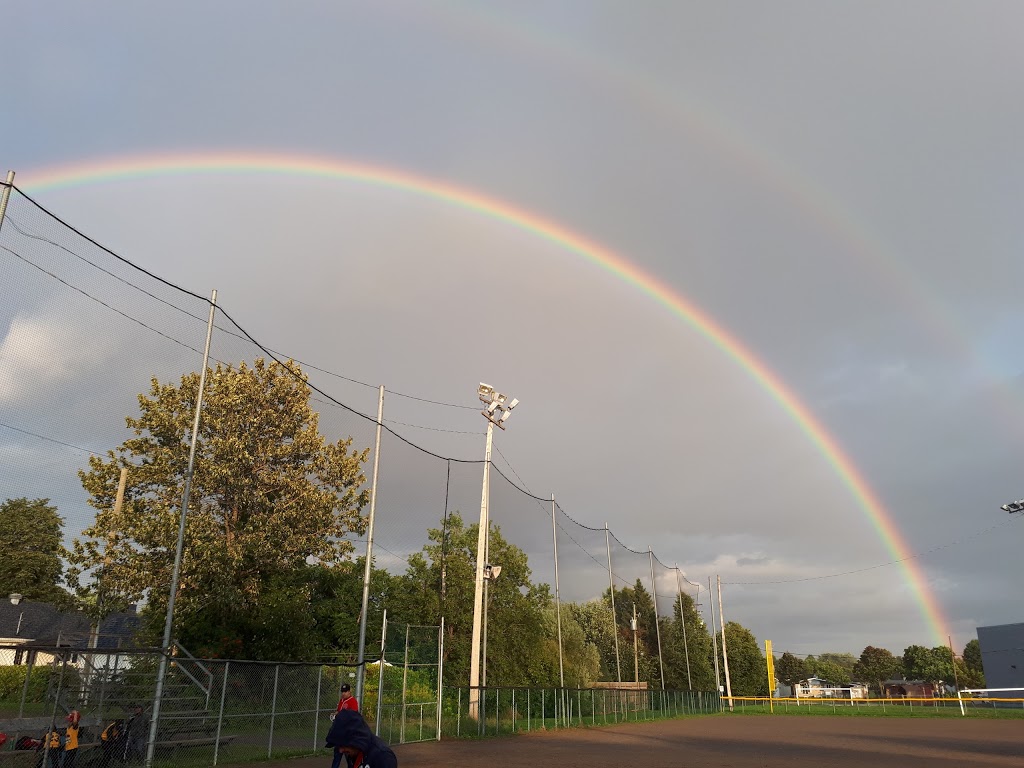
<box><xmin>340</xmin><ymin>684</ymin><xmax>351</xmax><ymax>692</ymax></box>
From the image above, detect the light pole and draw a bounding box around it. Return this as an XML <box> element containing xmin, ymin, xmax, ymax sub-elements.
<box><xmin>469</xmin><ymin>383</ymin><xmax>518</xmax><ymax>721</ymax></box>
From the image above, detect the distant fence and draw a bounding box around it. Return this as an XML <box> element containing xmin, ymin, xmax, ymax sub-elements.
<box><xmin>724</xmin><ymin>695</ymin><xmax>1024</xmax><ymax>717</ymax></box>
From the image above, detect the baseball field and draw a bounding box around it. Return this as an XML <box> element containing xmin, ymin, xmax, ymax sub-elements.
<box><xmin>242</xmin><ymin>714</ymin><xmax>1023</xmax><ymax>768</ymax></box>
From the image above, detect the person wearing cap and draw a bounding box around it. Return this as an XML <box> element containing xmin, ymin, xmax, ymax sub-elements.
<box><xmin>325</xmin><ymin>710</ymin><xmax>396</xmax><ymax>768</ymax></box>
<box><xmin>330</xmin><ymin>684</ymin><xmax>359</xmax><ymax>768</ymax></box>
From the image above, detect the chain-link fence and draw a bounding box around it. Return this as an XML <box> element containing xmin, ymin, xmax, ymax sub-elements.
<box><xmin>1</xmin><ymin>641</ymin><xmax>718</xmax><ymax>766</ymax></box>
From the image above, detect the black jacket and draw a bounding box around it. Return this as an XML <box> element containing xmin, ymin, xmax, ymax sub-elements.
<box><xmin>325</xmin><ymin>710</ymin><xmax>397</xmax><ymax>768</ymax></box>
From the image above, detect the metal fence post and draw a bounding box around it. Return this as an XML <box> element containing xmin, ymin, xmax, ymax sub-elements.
<box><xmin>375</xmin><ymin>610</ymin><xmax>387</xmax><ymax>736</ymax></box>
<box><xmin>268</xmin><ymin>664</ymin><xmax>279</xmax><ymax>759</ymax></box>
<box><xmin>436</xmin><ymin>618</ymin><xmax>444</xmax><ymax>742</ymax></box>
<box><xmin>147</xmin><ymin>290</ymin><xmax>218</xmax><ymax>768</ymax></box>
<box><xmin>400</xmin><ymin>624</ymin><xmax>410</xmax><ymax>744</ymax></box>
<box><xmin>213</xmin><ymin>661</ymin><xmax>229</xmax><ymax>766</ymax></box>
<box><xmin>313</xmin><ymin>665</ymin><xmax>323</xmax><ymax>752</ymax></box>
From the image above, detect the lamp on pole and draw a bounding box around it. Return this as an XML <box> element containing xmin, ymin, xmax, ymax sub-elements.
<box><xmin>468</xmin><ymin>383</ymin><xmax>518</xmax><ymax>721</ymax></box>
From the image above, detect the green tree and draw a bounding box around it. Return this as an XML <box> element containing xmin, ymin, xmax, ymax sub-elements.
<box><xmin>902</xmin><ymin>645</ymin><xmax>952</xmax><ymax>683</ymax></box>
<box><xmin>660</xmin><ymin>591</ymin><xmax>716</xmax><ymax>691</ymax></box>
<box><xmin>68</xmin><ymin>359</ymin><xmax>369</xmax><ymax>658</ymax></box>
<box><xmin>0</xmin><ymin>497</ymin><xmax>74</xmax><ymax>608</ymax></box>
<box><xmin>719</xmin><ymin>621</ymin><xmax>767</xmax><ymax>696</ymax></box>
<box><xmin>853</xmin><ymin>646</ymin><xmax>902</xmax><ymax>694</ymax></box>
<box><xmin>609</xmin><ymin>581</ymin><xmax>659</xmax><ymax>686</ymax></box>
<box><xmin>816</xmin><ymin>652</ymin><xmax>857</xmax><ymax>677</ymax></box>
<box><xmin>962</xmin><ymin>639</ymin><xmax>985</xmax><ymax>688</ymax></box>
<box><xmin>808</xmin><ymin>659</ymin><xmax>851</xmax><ymax>685</ymax></box>
<box><xmin>566</xmin><ymin>600</ymin><xmax>619</xmax><ymax>681</ymax></box>
<box><xmin>774</xmin><ymin>652</ymin><xmax>809</xmax><ymax>688</ymax></box>
<box><xmin>385</xmin><ymin>512</ymin><xmax>554</xmax><ymax>688</ymax></box>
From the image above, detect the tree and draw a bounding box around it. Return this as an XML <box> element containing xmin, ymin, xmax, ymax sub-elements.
<box><xmin>809</xmin><ymin>659</ymin><xmax>852</xmax><ymax>685</ymax></box>
<box><xmin>774</xmin><ymin>652</ymin><xmax>808</xmax><ymax>688</ymax></box>
<box><xmin>566</xmin><ymin>600</ymin><xmax>619</xmax><ymax>681</ymax></box>
<box><xmin>902</xmin><ymin>645</ymin><xmax>952</xmax><ymax>684</ymax></box>
<box><xmin>68</xmin><ymin>359</ymin><xmax>369</xmax><ymax>657</ymax></box>
<box><xmin>718</xmin><ymin>622</ymin><xmax>767</xmax><ymax>696</ymax></box>
<box><xmin>853</xmin><ymin>646</ymin><xmax>902</xmax><ymax>694</ymax></box>
<box><xmin>608</xmin><ymin>581</ymin><xmax>659</xmax><ymax>686</ymax></box>
<box><xmin>0</xmin><ymin>498</ymin><xmax>74</xmax><ymax>608</ymax></box>
<box><xmin>962</xmin><ymin>639</ymin><xmax>985</xmax><ymax>688</ymax></box>
<box><xmin>660</xmin><ymin>591</ymin><xmax>716</xmax><ymax>691</ymax></box>
<box><xmin>384</xmin><ymin>512</ymin><xmax>554</xmax><ymax>688</ymax></box>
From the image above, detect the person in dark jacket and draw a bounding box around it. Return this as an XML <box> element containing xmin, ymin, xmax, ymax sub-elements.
<box><xmin>325</xmin><ymin>710</ymin><xmax>397</xmax><ymax>768</ymax></box>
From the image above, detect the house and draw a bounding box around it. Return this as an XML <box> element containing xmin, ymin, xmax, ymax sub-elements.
<box><xmin>0</xmin><ymin>594</ymin><xmax>141</xmax><ymax>667</ymax></box>
<box><xmin>795</xmin><ymin>677</ymin><xmax>869</xmax><ymax>699</ymax></box>
<box><xmin>881</xmin><ymin>679</ymin><xmax>940</xmax><ymax>698</ymax></box>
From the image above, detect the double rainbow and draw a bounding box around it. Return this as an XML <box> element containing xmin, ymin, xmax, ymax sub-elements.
<box><xmin>14</xmin><ymin>151</ymin><xmax>948</xmax><ymax>645</ymax></box>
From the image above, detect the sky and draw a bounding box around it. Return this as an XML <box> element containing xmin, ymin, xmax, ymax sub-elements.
<box><xmin>2</xmin><ymin>1</ymin><xmax>1023</xmax><ymax>660</ymax></box>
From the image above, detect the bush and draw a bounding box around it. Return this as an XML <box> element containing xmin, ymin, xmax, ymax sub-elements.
<box><xmin>0</xmin><ymin>664</ymin><xmax>79</xmax><ymax>703</ymax></box>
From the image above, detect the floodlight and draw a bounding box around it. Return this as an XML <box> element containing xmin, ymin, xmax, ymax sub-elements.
<box><xmin>507</xmin><ymin>398</ymin><xmax>519</xmax><ymax>410</ymax></box>
<box><xmin>483</xmin><ymin>564</ymin><xmax>501</xmax><ymax>580</ymax></box>
<box><xmin>478</xmin><ymin>383</ymin><xmax>495</xmax><ymax>402</ymax></box>
<box><xmin>9</xmin><ymin>593</ymin><xmax>23</xmax><ymax>605</ymax></box>
<box><xmin>1001</xmin><ymin>499</ymin><xmax>1024</xmax><ymax>513</ymax></box>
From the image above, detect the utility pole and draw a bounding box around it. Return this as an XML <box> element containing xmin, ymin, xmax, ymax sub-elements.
<box><xmin>356</xmin><ymin>386</ymin><xmax>385</xmax><ymax>706</ymax></box>
<box><xmin>717</xmin><ymin>575</ymin><xmax>733</xmax><ymax>711</ymax></box>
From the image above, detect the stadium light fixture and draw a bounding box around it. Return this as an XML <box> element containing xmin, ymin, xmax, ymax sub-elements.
<box><xmin>1000</xmin><ymin>499</ymin><xmax>1024</xmax><ymax>513</ymax></box>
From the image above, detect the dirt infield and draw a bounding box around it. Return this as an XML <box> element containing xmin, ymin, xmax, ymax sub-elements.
<box><xmin>241</xmin><ymin>714</ymin><xmax>1023</xmax><ymax>768</ymax></box>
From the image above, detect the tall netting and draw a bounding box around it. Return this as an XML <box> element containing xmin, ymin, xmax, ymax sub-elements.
<box><xmin>0</xmin><ymin>182</ymin><xmax>719</xmax><ymax>765</ymax></box>
<box><xmin>0</xmin><ymin>187</ymin><xmax>221</xmax><ymax>606</ymax></box>
<box><xmin>553</xmin><ymin>504</ymin><xmax>621</xmax><ymax>682</ymax></box>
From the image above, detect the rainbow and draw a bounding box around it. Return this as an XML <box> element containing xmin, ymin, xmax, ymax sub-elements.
<box><xmin>14</xmin><ymin>151</ymin><xmax>948</xmax><ymax>645</ymax></box>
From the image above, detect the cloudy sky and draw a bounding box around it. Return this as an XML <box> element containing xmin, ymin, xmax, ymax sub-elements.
<box><xmin>3</xmin><ymin>1</ymin><xmax>1023</xmax><ymax>660</ymax></box>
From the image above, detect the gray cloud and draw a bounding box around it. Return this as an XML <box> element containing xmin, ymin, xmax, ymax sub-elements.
<box><xmin>2</xmin><ymin>1</ymin><xmax>1022</xmax><ymax>658</ymax></box>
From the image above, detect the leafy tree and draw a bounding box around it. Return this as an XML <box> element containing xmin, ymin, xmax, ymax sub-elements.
<box><xmin>962</xmin><ymin>639</ymin><xmax>985</xmax><ymax>688</ymax></box>
<box><xmin>566</xmin><ymin>600</ymin><xmax>619</xmax><ymax>681</ymax></box>
<box><xmin>718</xmin><ymin>621</ymin><xmax>767</xmax><ymax>696</ymax></box>
<box><xmin>774</xmin><ymin>652</ymin><xmax>809</xmax><ymax>688</ymax></box>
<box><xmin>68</xmin><ymin>359</ymin><xmax>369</xmax><ymax>658</ymax></box>
<box><xmin>816</xmin><ymin>652</ymin><xmax>857</xmax><ymax>677</ymax></box>
<box><xmin>384</xmin><ymin>512</ymin><xmax>554</xmax><ymax>688</ymax></box>
<box><xmin>902</xmin><ymin>645</ymin><xmax>952</xmax><ymax>683</ymax></box>
<box><xmin>0</xmin><ymin>498</ymin><xmax>74</xmax><ymax>608</ymax></box>
<box><xmin>809</xmin><ymin>659</ymin><xmax>851</xmax><ymax>685</ymax></box>
<box><xmin>853</xmin><ymin>646</ymin><xmax>902</xmax><ymax>694</ymax></box>
<box><xmin>660</xmin><ymin>590</ymin><xmax>716</xmax><ymax>691</ymax></box>
<box><xmin>608</xmin><ymin>581</ymin><xmax>660</xmax><ymax>686</ymax></box>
